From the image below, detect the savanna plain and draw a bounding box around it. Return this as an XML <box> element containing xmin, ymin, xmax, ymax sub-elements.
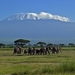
<box><xmin>0</xmin><ymin>47</ymin><xmax>75</xmax><ymax>75</ymax></box>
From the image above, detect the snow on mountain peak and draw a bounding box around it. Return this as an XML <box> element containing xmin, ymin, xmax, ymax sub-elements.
<box><xmin>5</xmin><ymin>12</ymin><xmax>69</xmax><ymax>22</ymax></box>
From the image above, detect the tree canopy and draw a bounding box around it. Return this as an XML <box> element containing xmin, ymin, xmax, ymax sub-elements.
<box><xmin>68</xmin><ymin>43</ymin><xmax>75</xmax><ymax>47</ymax></box>
<box><xmin>47</xmin><ymin>43</ymin><xmax>53</xmax><ymax>47</ymax></box>
<box><xmin>0</xmin><ymin>43</ymin><xmax>5</xmax><ymax>48</ymax></box>
<box><xmin>14</xmin><ymin>39</ymin><xmax>30</xmax><ymax>47</ymax></box>
<box><xmin>37</xmin><ymin>41</ymin><xmax>46</xmax><ymax>47</ymax></box>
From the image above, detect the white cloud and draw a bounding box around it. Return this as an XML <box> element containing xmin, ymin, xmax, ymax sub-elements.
<box><xmin>38</xmin><ymin>12</ymin><xmax>53</xmax><ymax>19</ymax></box>
<box><xmin>27</xmin><ymin>13</ymin><xmax>38</xmax><ymax>20</ymax></box>
<box><xmin>37</xmin><ymin>12</ymin><xmax>69</xmax><ymax>22</ymax></box>
<box><xmin>26</xmin><ymin>12</ymin><xmax>69</xmax><ymax>22</ymax></box>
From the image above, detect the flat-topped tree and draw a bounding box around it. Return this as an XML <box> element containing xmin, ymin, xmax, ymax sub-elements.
<box><xmin>0</xmin><ymin>43</ymin><xmax>6</xmax><ymax>48</ymax></box>
<box><xmin>68</xmin><ymin>43</ymin><xmax>75</xmax><ymax>47</ymax></box>
<box><xmin>37</xmin><ymin>41</ymin><xmax>46</xmax><ymax>47</ymax></box>
<box><xmin>14</xmin><ymin>39</ymin><xmax>30</xmax><ymax>47</ymax></box>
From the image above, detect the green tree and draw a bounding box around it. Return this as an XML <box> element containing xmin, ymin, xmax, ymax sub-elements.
<box><xmin>68</xmin><ymin>43</ymin><xmax>75</xmax><ymax>47</ymax></box>
<box><xmin>0</xmin><ymin>43</ymin><xmax>6</xmax><ymax>48</ymax></box>
<box><xmin>7</xmin><ymin>43</ymin><xmax>14</xmax><ymax>48</ymax></box>
<box><xmin>14</xmin><ymin>39</ymin><xmax>30</xmax><ymax>47</ymax></box>
<box><xmin>47</xmin><ymin>43</ymin><xmax>53</xmax><ymax>47</ymax></box>
<box><xmin>59</xmin><ymin>44</ymin><xmax>65</xmax><ymax>47</ymax></box>
<box><xmin>37</xmin><ymin>41</ymin><xmax>46</xmax><ymax>47</ymax></box>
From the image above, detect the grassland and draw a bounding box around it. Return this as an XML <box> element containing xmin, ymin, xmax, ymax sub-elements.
<box><xmin>0</xmin><ymin>47</ymin><xmax>75</xmax><ymax>75</ymax></box>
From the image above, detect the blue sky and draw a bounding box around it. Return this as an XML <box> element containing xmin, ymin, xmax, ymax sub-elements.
<box><xmin>0</xmin><ymin>0</ymin><xmax>75</xmax><ymax>22</ymax></box>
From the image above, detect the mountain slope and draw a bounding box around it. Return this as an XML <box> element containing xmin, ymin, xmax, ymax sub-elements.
<box><xmin>0</xmin><ymin>19</ymin><xmax>75</xmax><ymax>44</ymax></box>
<box><xmin>0</xmin><ymin>12</ymin><xmax>75</xmax><ymax>44</ymax></box>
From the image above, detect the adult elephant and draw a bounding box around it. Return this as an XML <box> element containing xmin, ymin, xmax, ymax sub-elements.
<box><xmin>36</xmin><ymin>49</ymin><xmax>40</xmax><ymax>55</ymax></box>
<box><xmin>45</xmin><ymin>46</ymin><xmax>50</xmax><ymax>55</ymax></box>
<box><xmin>56</xmin><ymin>46</ymin><xmax>62</xmax><ymax>54</ymax></box>
<box><xmin>28</xmin><ymin>47</ymin><xmax>32</xmax><ymax>55</ymax></box>
<box><xmin>52</xmin><ymin>46</ymin><xmax>62</xmax><ymax>54</ymax></box>
<box><xmin>40</xmin><ymin>47</ymin><xmax>46</xmax><ymax>55</ymax></box>
<box><xmin>13</xmin><ymin>46</ymin><xmax>22</xmax><ymax>54</ymax></box>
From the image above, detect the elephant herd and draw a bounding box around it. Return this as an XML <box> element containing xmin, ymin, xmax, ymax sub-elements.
<box><xmin>13</xmin><ymin>46</ymin><xmax>62</xmax><ymax>55</ymax></box>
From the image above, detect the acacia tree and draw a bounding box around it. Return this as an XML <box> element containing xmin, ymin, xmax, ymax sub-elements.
<box><xmin>0</xmin><ymin>43</ymin><xmax>6</xmax><ymax>48</ymax></box>
<box><xmin>59</xmin><ymin>44</ymin><xmax>65</xmax><ymax>47</ymax></box>
<box><xmin>37</xmin><ymin>41</ymin><xmax>46</xmax><ymax>47</ymax></box>
<box><xmin>68</xmin><ymin>43</ymin><xmax>75</xmax><ymax>47</ymax></box>
<box><xmin>47</xmin><ymin>43</ymin><xmax>53</xmax><ymax>47</ymax></box>
<box><xmin>14</xmin><ymin>39</ymin><xmax>30</xmax><ymax>47</ymax></box>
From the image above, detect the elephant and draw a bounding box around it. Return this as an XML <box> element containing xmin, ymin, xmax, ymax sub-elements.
<box><xmin>13</xmin><ymin>46</ymin><xmax>22</xmax><ymax>54</ymax></box>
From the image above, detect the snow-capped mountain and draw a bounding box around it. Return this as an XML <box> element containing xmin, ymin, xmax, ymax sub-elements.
<box><xmin>3</xmin><ymin>12</ymin><xmax>69</xmax><ymax>22</ymax></box>
<box><xmin>0</xmin><ymin>12</ymin><xmax>75</xmax><ymax>44</ymax></box>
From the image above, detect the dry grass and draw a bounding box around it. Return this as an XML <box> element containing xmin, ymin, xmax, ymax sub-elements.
<box><xmin>0</xmin><ymin>48</ymin><xmax>75</xmax><ymax>75</ymax></box>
